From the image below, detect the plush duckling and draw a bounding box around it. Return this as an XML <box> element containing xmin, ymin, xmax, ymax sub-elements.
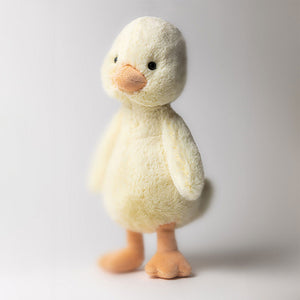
<box><xmin>89</xmin><ymin>16</ymin><xmax>205</xmax><ymax>279</ymax></box>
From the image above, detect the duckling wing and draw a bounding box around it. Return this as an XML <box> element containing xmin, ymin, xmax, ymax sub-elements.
<box><xmin>88</xmin><ymin>110</ymin><xmax>122</xmax><ymax>193</ymax></box>
<box><xmin>162</xmin><ymin>114</ymin><xmax>204</xmax><ymax>201</ymax></box>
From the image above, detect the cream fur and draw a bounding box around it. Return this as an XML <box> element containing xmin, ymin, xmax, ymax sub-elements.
<box><xmin>101</xmin><ymin>16</ymin><xmax>186</xmax><ymax>107</ymax></box>
<box><xmin>88</xmin><ymin>111</ymin><xmax>122</xmax><ymax>192</ymax></box>
<box><xmin>162</xmin><ymin>114</ymin><xmax>204</xmax><ymax>201</ymax></box>
<box><xmin>89</xmin><ymin>17</ymin><xmax>205</xmax><ymax>233</ymax></box>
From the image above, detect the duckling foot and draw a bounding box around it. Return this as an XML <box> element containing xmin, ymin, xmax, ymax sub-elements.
<box><xmin>99</xmin><ymin>247</ymin><xmax>144</xmax><ymax>273</ymax></box>
<box><xmin>99</xmin><ymin>230</ymin><xmax>144</xmax><ymax>273</ymax></box>
<box><xmin>145</xmin><ymin>250</ymin><xmax>191</xmax><ymax>279</ymax></box>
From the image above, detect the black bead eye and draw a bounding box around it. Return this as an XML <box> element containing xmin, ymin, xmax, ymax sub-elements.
<box><xmin>148</xmin><ymin>61</ymin><xmax>156</xmax><ymax>70</ymax></box>
<box><xmin>114</xmin><ymin>56</ymin><xmax>118</xmax><ymax>63</ymax></box>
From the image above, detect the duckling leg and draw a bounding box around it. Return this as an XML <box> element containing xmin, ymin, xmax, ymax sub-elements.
<box><xmin>145</xmin><ymin>223</ymin><xmax>191</xmax><ymax>279</ymax></box>
<box><xmin>99</xmin><ymin>230</ymin><xmax>144</xmax><ymax>273</ymax></box>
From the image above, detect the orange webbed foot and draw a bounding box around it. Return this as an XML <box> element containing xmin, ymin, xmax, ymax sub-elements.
<box><xmin>99</xmin><ymin>248</ymin><xmax>144</xmax><ymax>273</ymax></box>
<box><xmin>145</xmin><ymin>251</ymin><xmax>191</xmax><ymax>279</ymax></box>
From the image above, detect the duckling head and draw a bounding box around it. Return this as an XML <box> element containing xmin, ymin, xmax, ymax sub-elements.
<box><xmin>101</xmin><ymin>16</ymin><xmax>187</xmax><ymax>107</ymax></box>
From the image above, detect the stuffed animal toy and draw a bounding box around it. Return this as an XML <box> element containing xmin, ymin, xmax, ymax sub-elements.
<box><xmin>89</xmin><ymin>16</ymin><xmax>205</xmax><ymax>279</ymax></box>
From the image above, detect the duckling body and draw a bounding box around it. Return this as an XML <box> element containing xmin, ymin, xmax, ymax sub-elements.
<box><xmin>101</xmin><ymin>103</ymin><xmax>201</xmax><ymax>233</ymax></box>
<box><xmin>89</xmin><ymin>16</ymin><xmax>206</xmax><ymax>279</ymax></box>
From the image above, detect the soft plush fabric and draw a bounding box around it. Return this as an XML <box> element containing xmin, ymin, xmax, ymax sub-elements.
<box><xmin>162</xmin><ymin>113</ymin><xmax>204</xmax><ymax>201</ymax></box>
<box><xmin>99</xmin><ymin>230</ymin><xmax>144</xmax><ymax>273</ymax></box>
<box><xmin>145</xmin><ymin>223</ymin><xmax>191</xmax><ymax>278</ymax></box>
<box><xmin>89</xmin><ymin>16</ymin><xmax>205</xmax><ymax>233</ymax></box>
<box><xmin>89</xmin><ymin>104</ymin><xmax>204</xmax><ymax>233</ymax></box>
<box><xmin>88</xmin><ymin>16</ymin><xmax>206</xmax><ymax>278</ymax></box>
<box><xmin>113</xmin><ymin>64</ymin><xmax>147</xmax><ymax>92</ymax></box>
<box><xmin>101</xmin><ymin>16</ymin><xmax>187</xmax><ymax>107</ymax></box>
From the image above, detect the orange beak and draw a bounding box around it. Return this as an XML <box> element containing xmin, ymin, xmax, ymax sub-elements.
<box><xmin>113</xmin><ymin>64</ymin><xmax>147</xmax><ymax>93</ymax></box>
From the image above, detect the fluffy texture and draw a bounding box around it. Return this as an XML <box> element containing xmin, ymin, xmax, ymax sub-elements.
<box><xmin>145</xmin><ymin>223</ymin><xmax>192</xmax><ymax>278</ymax></box>
<box><xmin>89</xmin><ymin>16</ymin><xmax>205</xmax><ymax>233</ymax></box>
<box><xmin>88</xmin><ymin>111</ymin><xmax>122</xmax><ymax>192</ymax></box>
<box><xmin>99</xmin><ymin>230</ymin><xmax>144</xmax><ymax>273</ymax></box>
<box><xmin>89</xmin><ymin>104</ymin><xmax>204</xmax><ymax>233</ymax></box>
<box><xmin>101</xmin><ymin>16</ymin><xmax>187</xmax><ymax>107</ymax></box>
<box><xmin>162</xmin><ymin>115</ymin><xmax>204</xmax><ymax>200</ymax></box>
<box><xmin>113</xmin><ymin>64</ymin><xmax>147</xmax><ymax>92</ymax></box>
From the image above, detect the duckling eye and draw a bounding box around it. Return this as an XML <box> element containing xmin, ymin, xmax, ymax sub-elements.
<box><xmin>148</xmin><ymin>61</ymin><xmax>156</xmax><ymax>70</ymax></box>
<box><xmin>114</xmin><ymin>56</ymin><xmax>118</xmax><ymax>63</ymax></box>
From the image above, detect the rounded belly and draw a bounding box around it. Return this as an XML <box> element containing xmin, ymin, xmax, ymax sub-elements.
<box><xmin>101</xmin><ymin>135</ymin><xmax>193</xmax><ymax>232</ymax></box>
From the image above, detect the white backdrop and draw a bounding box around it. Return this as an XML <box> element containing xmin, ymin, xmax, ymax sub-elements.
<box><xmin>0</xmin><ymin>0</ymin><xmax>299</xmax><ymax>299</ymax></box>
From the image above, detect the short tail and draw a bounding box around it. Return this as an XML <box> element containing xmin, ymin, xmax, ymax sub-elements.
<box><xmin>198</xmin><ymin>179</ymin><xmax>213</xmax><ymax>217</ymax></box>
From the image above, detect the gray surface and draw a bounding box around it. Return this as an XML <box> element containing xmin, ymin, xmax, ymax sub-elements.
<box><xmin>0</xmin><ymin>0</ymin><xmax>299</xmax><ymax>299</ymax></box>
